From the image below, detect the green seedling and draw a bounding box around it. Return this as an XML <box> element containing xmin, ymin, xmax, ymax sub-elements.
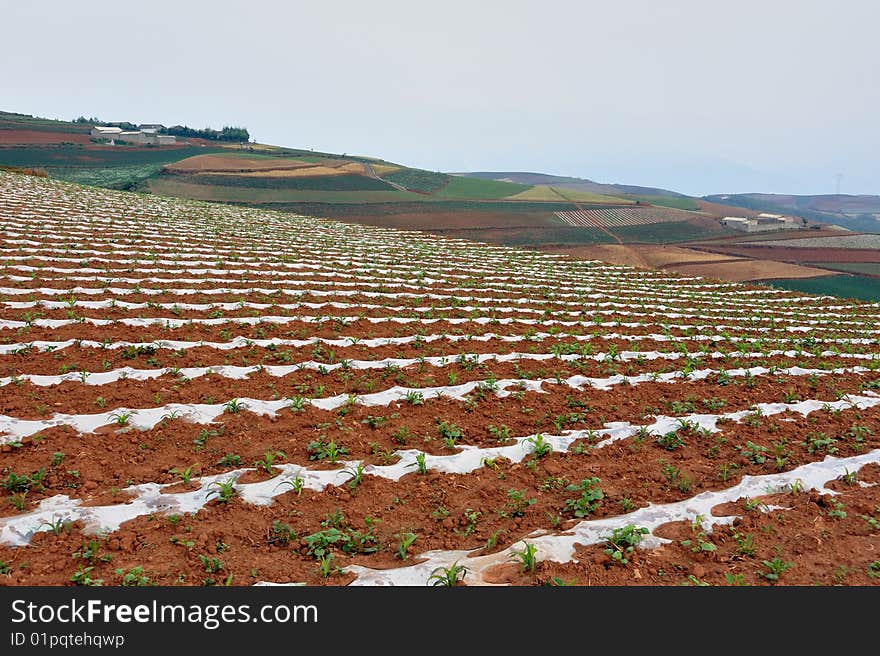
<box><xmin>527</xmin><ymin>434</ymin><xmax>553</xmax><ymax>458</ymax></box>
<box><xmin>276</xmin><ymin>474</ymin><xmax>306</xmax><ymax>496</ymax></box>
<box><xmin>656</xmin><ymin>430</ymin><xmax>685</xmax><ymax>451</ymax></box>
<box><xmin>70</xmin><ymin>566</ymin><xmax>103</xmax><ymax>586</ymax></box>
<box><xmin>427</xmin><ymin>561</ymin><xmax>467</xmax><ymax>587</ymax></box>
<box><xmin>224</xmin><ymin>398</ymin><xmax>246</xmax><ymax>414</ymax></box>
<box><xmin>510</xmin><ymin>542</ymin><xmax>538</xmax><ymax>573</ymax></box>
<box><xmin>170</xmin><ymin>465</ymin><xmax>198</xmax><ymax>484</ymax></box>
<box><xmin>199</xmin><ymin>555</ymin><xmax>223</xmax><ymax>574</ymax></box>
<box><xmin>564</xmin><ymin>477</ymin><xmax>604</xmax><ymax>517</ymax></box>
<box><xmin>206</xmin><ymin>479</ymin><xmax>237</xmax><ymax>503</ymax></box>
<box><xmin>502</xmin><ymin>488</ymin><xmax>536</xmax><ymax>518</ymax></box>
<box><xmin>255</xmin><ymin>450</ymin><xmax>285</xmax><ymax>473</ymax></box>
<box><xmin>603</xmin><ymin>524</ymin><xmax>649</xmax><ymax>566</ymax></box>
<box><xmin>343</xmin><ymin>463</ymin><xmax>366</xmax><ymax>490</ymax></box>
<box><xmin>217</xmin><ymin>453</ymin><xmax>241</xmax><ymax>467</ymax></box>
<box><xmin>307</xmin><ymin>438</ymin><xmax>348</xmax><ymax>462</ymax></box>
<box><xmin>759</xmin><ymin>557</ymin><xmax>793</xmax><ymax>583</ymax></box>
<box><xmin>109</xmin><ymin>411</ymin><xmax>133</xmax><ymax>427</ymax></box>
<box><xmin>40</xmin><ymin>517</ymin><xmax>71</xmax><ymax>536</ymax></box>
<box><xmin>267</xmin><ymin>520</ymin><xmax>297</xmax><ymax>546</ymax></box>
<box><xmin>408</xmin><ymin>452</ymin><xmax>428</xmax><ymax>475</ymax></box>
<box><xmin>395</xmin><ymin>532</ymin><xmax>417</xmax><ymax>560</ymax></box>
<box><xmin>115</xmin><ymin>566</ymin><xmax>152</xmax><ymax>586</ymax></box>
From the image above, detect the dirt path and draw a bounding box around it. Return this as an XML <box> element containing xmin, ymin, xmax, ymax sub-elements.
<box><xmin>363</xmin><ymin>162</ymin><xmax>408</xmax><ymax>192</ymax></box>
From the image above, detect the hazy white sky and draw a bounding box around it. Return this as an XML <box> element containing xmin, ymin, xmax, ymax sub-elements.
<box><xmin>4</xmin><ymin>0</ymin><xmax>878</xmax><ymax>196</ymax></box>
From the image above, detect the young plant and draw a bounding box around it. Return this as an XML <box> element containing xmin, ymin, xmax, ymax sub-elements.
<box><xmin>199</xmin><ymin>555</ymin><xmax>224</xmax><ymax>574</ymax></box>
<box><xmin>343</xmin><ymin>463</ymin><xmax>366</xmax><ymax>490</ymax></box>
<box><xmin>317</xmin><ymin>553</ymin><xmax>337</xmax><ymax>578</ymax></box>
<box><xmin>564</xmin><ymin>477</ymin><xmax>604</xmax><ymax>517</ymax></box>
<box><xmin>70</xmin><ymin>566</ymin><xmax>103</xmax><ymax>586</ymax></box>
<box><xmin>681</xmin><ymin>517</ymin><xmax>717</xmax><ymax>554</ymax></box>
<box><xmin>170</xmin><ymin>465</ymin><xmax>198</xmax><ymax>484</ymax></box>
<box><xmin>527</xmin><ymin>434</ymin><xmax>553</xmax><ymax>458</ymax></box>
<box><xmin>395</xmin><ymin>532</ymin><xmax>417</xmax><ymax>560</ymax></box>
<box><xmin>603</xmin><ymin>524</ymin><xmax>649</xmax><ymax>566</ymax></box>
<box><xmin>759</xmin><ymin>557</ymin><xmax>793</xmax><ymax>583</ymax></box>
<box><xmin>502</xmin><ymin>488</ymin><xmax>536</xmax><ymax>518</ymax></box>
<box><xmin>437</xmin><ymin>420</ymin><xmax>463</xmax><ymax>448</ymax></box>
<box><xmin>267</xmin><ymin>520</ymin><xmax>297</xmax><ymax>546</ymax></box>
<box><xmin>276</xmin><ymin>474</ymin><xmax>306</xmax><ymax>495</ymax></box>
<box><xmin>217</xmin><ymin>453</ymin><xmax>241</xmax><ymax>467</ymax></box>
<box><xmin>656</xmin><ymin>429</ymin><xmax>685</xmax><ymax>451</ymax></box>
<box><xmin>224</xmin><ymin>398</ymin><xmax>246</xmax><ymax>414</ymax></box>
<box><xmin>254</xmin><ymin>450</ymin><xmax>286</xmax><ymax>473</ymax></box>
<box><xmin>115</xmin><ymin>566</ymin><xmax>152</xmax><ymax>586</ymax></box>
<box><xmin>40</xmin><ymin>517</ymin><xmax>71</xmax><ymax>536</ymax></box>
<box><xmin>307</xmin><ymin>438</ymin><xmax>348</xmax><ymax>462</ymax></box>
<box><xmin>427</xmin><ymin>561</ymin><xmax>467</xmax><ymax>586</ymax></box>
<box><xmin>109</xmin><ymin>410</ymin><xmax>133</xmax><ymax>427</ymax></box>
<box><xmin>510</xmin><ymin>542</ymin><xmax>538</xmax><ymax>573</ymax></box>
<box><xmin>408</xmin><ymin>452</ymin><xmax>428</xmax><ymax>475</ymax></box>
<box><xmin>206</xmin><ymin>479</ymin><xmax>237</xmax><ymax>504</ymax></box>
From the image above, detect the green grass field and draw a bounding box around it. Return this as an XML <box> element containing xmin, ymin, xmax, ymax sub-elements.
<box><xmin>511</xmin><ymin>186</ymin><xmax>626</xmax><ymax>204</ymax></box>
<box><xmin>148</xmin><ymin>177</ymin><xmax>420</xmax><ymax>203</ymax></box>
<box><xmin>0</xmin><ymin>145</ymin><xmax>222</xmax><ymax>169</ymax></box>
<box><xmin>171</xmin><ymin>173</ymin><xmax>394</xmax><ymax>191</ymax></box>
<box><xmin>51</xmin><ymin>165</ymin><xmax>167</xmax><ymax>190</ymax></box>
<box><xmin>808</xmin><ymin>262</ymin><xmax>880</xmax><ymax>276</ymax></box>
<box><xmin>490</xmin><ymin>227</ymin><xmax>614</xmax><ymax>246</ymax></box>
<box><xmin>766</xmin><ymin>275</ymin><xmax>880</xmax><ymax>301</ymax></box>
<box><xmin>613</xmin><ymin>222</ymin><xmax>721</xmax><ymax>243</ymax></box>
<box><xmin>623</xmin><ymin>194</ymin><xmax>700</xmax><ymax>210</ymax></box>
<box><xmin>432</xmin><ymin>175</ymin><xmax>531</xmax><ymax>199</ymax></box>
<box><xmin>383</xmin><ymin>169</ymin><xmax>450</xmax><ymax>192</ymax></box>
<box><xmin>0</xmin><ymin>111</ymin><xmax>91</xmax><ymax>133</ymax></box>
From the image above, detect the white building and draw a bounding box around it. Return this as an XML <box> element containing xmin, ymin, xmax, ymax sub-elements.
<box><xmin>721</xmin><ymin>215</ymin><xmax>800</xmax><ymax>233</ymax></box>
<box><xmin>90</xmin><ymin>126</ymin><xmax>122</xmax><ymax>138</ymax></box>
<box><xmin>89</xmin><ymin>125</ymin><xmax>176</xmax><ymax>145</ymax></box>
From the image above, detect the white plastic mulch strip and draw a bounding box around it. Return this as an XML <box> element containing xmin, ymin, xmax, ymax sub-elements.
<box><xmin>1</xmin><ymin>283</ymin><xmax>874</xmax><ymax>324</ymax></box>
<box><xmin>0</xmin><ymin>355</ymin><xmax>877</xmax><ymax>440</ymax></box>
<box><xmin>344</xmin><ymin>448</ymin><xmax>880</xmax><ymax>586</ymax></box>
<box><xmin>0</xmin><ymin>356</ymin><xmax>870</xmax><ymax>391</ymax></box>
<box><xmin>0</xmin><ymin>392</ymin><xmax>877</xmax><ymax>547</ymax></box>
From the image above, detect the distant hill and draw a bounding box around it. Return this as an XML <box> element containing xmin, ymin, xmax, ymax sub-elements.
<box><xmin>459</xmin><ymin>171</ymin><xmax>688</xmax><ymax>198</ymax></box>
<box><xmin>704</xmin><ymin>192</ymin><xmax>880</xmax><ymax>233</ymax></box>
<box><xmin>0</xmin><ymin>108</ymin><xmax>740</xmax><ymax>247</ymax></box>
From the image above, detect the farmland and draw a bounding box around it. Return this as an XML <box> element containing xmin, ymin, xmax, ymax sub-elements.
<box><xmin>555</xmin><ymin>206</ymin><xmax>702</xmax><ymax>229</ymax></box>
<box><xmin>4</xmin><ymin>111</ymin><xmax>880</xmax><ymax>302</ymax></box>
<box><xmin>766</xmin><ymin>276</ymin><xmax>880</xmax><ymax>302</ymax></box>
<box><xmin>1</xmin><ymin>170</ymin><xmax>880</xmax><ymax>586</ymax></box>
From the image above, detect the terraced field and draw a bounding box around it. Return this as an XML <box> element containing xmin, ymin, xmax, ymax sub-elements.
<box><xmin>555</xmin><ymin>205</ymin><xmax>699</xmax><ymax>228</ymax></box>
<box><xmin>1</xmin><ymin>170</ymin><xmax>879</xmax><ymax>586</ymax></box>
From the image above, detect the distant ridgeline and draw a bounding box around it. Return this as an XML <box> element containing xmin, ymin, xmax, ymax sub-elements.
<box><xmin>73</xmin><ymin>117</ymin><xmax>249</xmax><ymax>142</ymax></box>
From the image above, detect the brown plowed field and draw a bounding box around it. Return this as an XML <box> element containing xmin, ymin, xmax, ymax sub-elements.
<box><xmin>1</xmin><ymin>170</ymin><xmax>879</xmax><ymax>587</ymax></box>
<box><xmin>0</xmin><ymin>129</ymin><xmax>92</xmax><ymax>145</ymax></box>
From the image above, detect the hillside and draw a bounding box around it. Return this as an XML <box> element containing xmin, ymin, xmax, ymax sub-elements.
<box><xmin>456</xmin><ymin>171</ymin><xmax>687</xmax><ymax>198</ymax></box>
<box><xmin>9</xmin><ymin>108</ymin><xmax>880</xmax><ymax>298</ymax></box>
<box><xmin>2</xmin><ymin>170</ymin><xmax>880</xmax><ymax>587</ymax></box>
<box><xmin>0</xmin><ymin>110</ymin><xmax>733</xmax><ymax>249</ymax></box>
<box><xmin>704</xmin><ymin>192</ymin><xmax>880</xmax><ymax>233</ymax></box>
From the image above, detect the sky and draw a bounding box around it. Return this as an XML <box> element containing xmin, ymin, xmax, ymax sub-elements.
<box><xmin>4</xmin><ymin>0</ymin><xmax>878</xmax><ymax>196</ymax></box>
